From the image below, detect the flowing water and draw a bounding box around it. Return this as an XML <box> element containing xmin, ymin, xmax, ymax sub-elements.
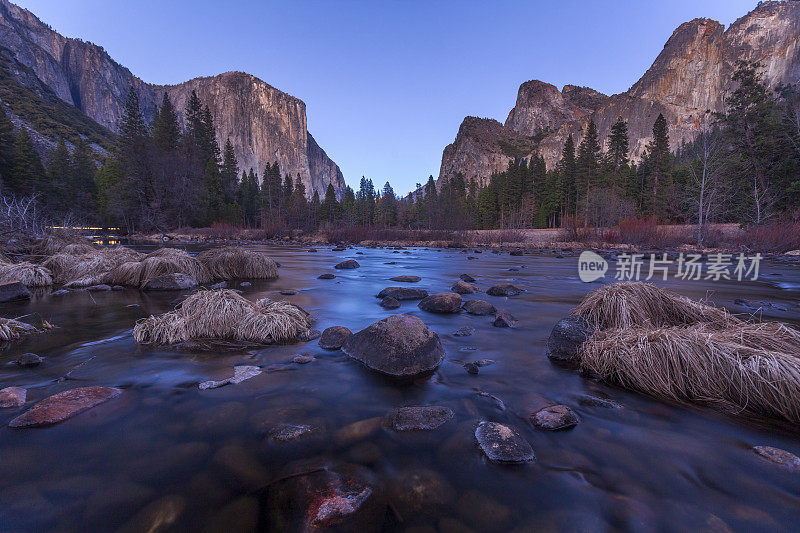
<box><xmin>1</xmin><ymin>245</ymin><xmax>800</xmax><ymax>532</ymax></box>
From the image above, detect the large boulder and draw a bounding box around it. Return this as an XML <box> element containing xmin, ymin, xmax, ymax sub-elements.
<box><xmin>546</xmin><ymin>316</ymin><xmax>592</xmax><ymax>364</ymax></box>
<box><xmin>462</xmin><ymin>300</ymin><xmax>496</xmax><ymax>316</ymax></box>
<box><xmin>0</xmin><ymin>281</ymin><xmax>31</xmax><ymax>302</ymax></box>
<box><xmin>486</xmin><ymin>284</ymin><xmax>522</xmax><ymax>297</ymax></box>
<box><xmin>8</xmin><ymin>387</ymin><xmax>121</xmax><ymax>428</ymax></box>
<box><xmin>335</xmin><ymin>260</ymin><xmax>360</xmax><ymax>269</ymax></box>
<box><xmin>319</xmin><ymin>326</ymin><xmax>353</xmax><ymax>350</ymax></box>
<box><xmin>142</xmin><ymin>273</ymin><xmax>198</xmax><ymax>291</ymax></box>
<box><xmin>376</xmin><ymin>287</ymin><xmax>428</xmax><ymax>301</ymax></box>
<box><xmin>341</xmin><ymin>315</ymin><xmax>445</xmax><ymax>377</ymax></box>
<box><xmin>418</xmin><ymin>293</ymin><xmax>462</xmax><ymax>314</ymax></box>
<box><xmin>451</xmin><ymin>280</ymin><xmax>478</xmax><ymax>294</ymax></box>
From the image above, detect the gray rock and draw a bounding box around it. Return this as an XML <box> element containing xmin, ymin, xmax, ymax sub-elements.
<box><xmin>85</xmin><ymin>284</ymin><xmax>112</xmax><ymax>292</ymax></box>
<box><xmin>385</xmin><ymin>406</ymin><xmax>454</xmax><ymax>431</ymax></box>
<box><xmin>240</xmin><ymin>281</ymin><xmax>252</xmax><ymax>287</ymax></box>
<box><xmin>464</xmin><ymin>362</ymin><xmax>479</xmax><ymax>375</ymax></box>
<box><xmin>418</xmin><ymin>292</ymin><xmax>462</xmax><ymax>314</ymax></box>
<box><xmin>334</xmin><ymin>260</ymin><xmax>360</xmax><ymax>269</ymax></box>
<box><xmin>280</xmin><ymin>289</ymin><xmax>298</xmax><ymax>295</ymax></box>
<box><xmin>0</xmin><ymin>281</ymin><xmax>31</xmax><ymax>302</ymax></box>
<box><xmin>8</xmin><ymin>387</ymin><xmax>121</xmax><ymax>428</ymax></box>
<box><xmin>379</xmin><ymin>296</ymin><xmax>400</xmax><ymax>309</ymax></box>
<box><xmin>453</xmin><ymin>326</ymin><xmax>475</xmax><ymax>337</ymax></box>
<box><xmin>460</xmin><ymin>274</ymin><xmax>476</xmax><ymax>282</ymax></box>
<box><xmin>298</xmin><ymin>329</ymin><xmax>321</xmax><ymax>342</ymax></box>
<box><xmin>451</xmin><ymin>280</ymin><xmax>478</xmax><ymax>294</ymax></box>
<box><xmin>13</xmin><ymin>353</ymin><xmax>43</xmax><ymax>367</ymax></box>
<box><xmin>199</xmin><ymin>365</ymin><xmax>262</xmax><ymax>390</ymax></box>
<box><xmin>376</xmin><ymin>287</ymin><xmax>428</xmax><ymax>301</ymax></box>
<box><xmin>319</xmin><ymin>326</ymin><xmax>353</xmax><ymax>350</ymax></box>
<box><xmin>341</xmin><ymin>315</ymin><xmax>445</xmax><ymax>377</ymax></box>
<box><xmin>51</xmin><ymin>289</ymin><xmax>70</xmax><ymax>296</ymax></box>
<box><xmin>112</xmin><ymin>285</ymin><xmax>125</xmax><ymax>291</ymax></box>
<box><xmin>268</xmin><ymin>423</ymin><xmax>319</xmax><ymax>442</ymax></box>
<box><xmin>754</xmin><ymin>446</ymin><xmax>800</xmax><ymax>471</ymax></box>
<box><xmin>486</xmin><ymin>284</ymin><xmax>522</xmax><ymax>297</ymax></box>
<box><xmin>318</xmin><ymin>273</ymin><xmax>335</xmax><ymax>279</ymax></box>
<box><xmin>142</xmin><ymin>274</ymin><xmax>197</xmax><ymax>291</ymax></box>
<box><xmin>493</xmin><ymin>310</ymin><xmax>517</xmax><ymax>328</ymax></box>
<box><xmin>390</xmin><ymin>275</ymin><xmax>421</xmax><ymax>283</ymax></box>
<box><xmin>462</xmin><ymin>299</ymin><xmax>496</xmax><ymax>316</ymax></box>
<box><xmin>0</xmin><ymin>387</ymin><xmax>26</xmax><ymax>408</ymax></box>
<box><xmin>291</xmin><ymin>355</ymin><xmax>315</xmax><ymax>364</ymax></box>
<box><xmin>474</xmin><ymin>422</ymin><xmax>535</xmax><ymax>464</ymax></box>
<box><xmin>531</xmin><ymin>405</ymin><xmax>580</xmax><ymax>430</ymax></box>
<box><xmin>210</xmin><ymin>281</ymin><xmax>227</xmax><ymax>290</ymax></box>
<box><xmin>546</xmin><ymin>316</ymin><xmax>592</xmax><ymax>364</ymax></box>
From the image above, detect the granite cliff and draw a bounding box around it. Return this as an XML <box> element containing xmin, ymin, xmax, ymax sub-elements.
<box><xmin>0</xmin><ymin>0</ymin><xmax>344</xmax><ymax>198</ymax></box>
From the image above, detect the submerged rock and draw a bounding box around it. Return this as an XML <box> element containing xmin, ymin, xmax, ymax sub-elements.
<box><xmin>298</xmin><ymin>329</ymin><xmax>321</xmax><ymax>342</ymax></box>
<box><xmin>379</xmin><ymin>296</ymin><xmax>400</xmax><ymax>309</ymax></box>
<box><xmin>464</xmin><ymin>362</ymin><xmax>479</xmax><ymax>375</ymax></box>
<box><xmin>341</xmin><ymin>314</ymin><xmax>445</xmax><ymax>377</ymax></box>
<box><xmin>280</xmin><ymin>289</ymin><xmax>298</xmax><ymax>295</ymax></box>
<box><xmin>376</xmin><ymin>287</ymin><xmax>428</xmax><ymax>301</ymax></box>
<box><xmin>462</xmin><ymin>300</ymin><xmax>496</xmax><ymax>316</ymax></box>
<box><xmin>8</xmin><ymin>386</ymin><xmax>121</xmax><ymax>428</ymax></box>
<box><xmin>546</xmin><ymin>316</ymin><xmax>592</xmax><ymax>364</ymax></box>
<box><xmin>0</xmin><ymin>281</ymin><xmax>31</xmax><ymax>302</ymax></box>
<box><xmin>388</xmin><ymin>468</ymin><xmax>457</xmax><ymax>517</ymax></box>
<box><xmin>474</xmin><ymin>421</ymin><xmax>534</xmax><ymax>464</ymax></box>
<box><xmin>319</xmin><ymin>326</ymin><xmax>353</xmax><ymax>350</ymax></box>
<box><xmin>51</xmin><ymin>289</ymin><xmax>70</xmax><ymax>296</ymax></box>
<box><xmin>86</xmin><ymin>284</ymin><xmax>113</xmax><ymax>292</ymax></box>
<box><xmin>0</xmin><ymin>387</ymin><xmax>26</xmax><ymax>408</ymax></box>
<box><xmin>754</xmin><ymin>446</ymin><xmax>800</xmax><ymax>471</ymax></box>
<box><xmin>385</xmin><ymin>406</ymin><xmax>454</xmax><ymax>431</ymax></box>
<box><xmin>268</xmin><ymin>423</ymin><xmax>320</xmax><ymax>443</ymax></box>
<box><xmin>199</xmin><ymin>365</ymin><xmax>262</xmax><ymax>390</ymax></box>
<box><xmin>418</xmin><ymin>292</ymin><xmax>462</xmax><ymax>314</ymax></box>
<box><xmin>335</xmin><ymin>260</ymin><xmax>360</xmax><ymax>269</ymax></box>
<box><xmin>291</xmin><ymin>355</ymin><xmax>315</xmax><ymax>364</ymax></box>
<box><xmin>493</xmin><ymin>310</ymin><xmax>517</xmax><ymax>328</ymax></box>
<box><xmin>486</xmin><ymin>284</ymin><xmax>522</xmax><ymax>297</ymax></box>
<box><xmin>460</xmin><ymin>274</ymin><xmax>476</xmax><ymax>283</ymax></box>
<box><xmin>453</xmin><ymin>326</ymin><xmax>475</xmax><ymax>337</ymax></box>
<box><xmin>142</xmin><ymin>274</ymin><xmax>197</xmax><ymax>291</ymax></box>
<box><xmin>13</xmin><ymin>353</ymin><xmax>43</xmax><ymax>367</ymax></box>
<box><xmin>390</xmin><ymin>275</ymin><xmax>421</xmax><ymax>283</ymax></box>
<box><xmin>210</xmin><ymin>281</ymin><xmax>227</xmax><ymax>290</ymax></box>
<box><xmin>531</xmin><ymin>405</ymin><xmax>580</xmax><ymax>430</ymax></box>
<box><xmin>451</xmin><ymin>280</ymin><xmax>478</xmax><ymax>294</ymax></box>
<box><xmin>318</xmin><ymin>273</ymin><xmax>336</xmax><ymax>280</ymax></box>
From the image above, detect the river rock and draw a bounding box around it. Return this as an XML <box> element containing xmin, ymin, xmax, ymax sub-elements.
<box><xmin>210</xmin><ymin>281</ymin><xmax>227</xmax><ymax>290</ymax></box>
<box><xmin>531</xmin><ymin>405</ymin><xmax>580</xmax><ymax>430</ymax></box>
<box><xmin>280</xmin><ymin>289</ymin><xmax>298</xmax><ymax>295</ymax></box>
<box><xmin>546</xmin><ymin>316</ymin><xmax>592</xmax><ymax>364</ymax></box>
<box><xmin>51</xmin><ymin>289</ymin><xmax>70</xmax><ymax>296</ymax></box>
<box><xmin>376</xmin><ymin>287</ymin><xmax>428</xmax><ymax>300</ymax></box>
<box><xmin>292</xmin><ymin>355</ymin><xmax>315</xmax><ymax>364</ymax></box>
<box><xmin>453</xmin><ymin>326</ymin><xmax>475</xmax><ymax>337</ymax></box>
<box><xmin>379</xmin><ymin>296</ymin><xmax>400</xmax><ymax>309</ymax></box>
<box><xmin>451</xmin><ymin>280</ymin><xmax>478</xmax><ymax>294</ymax></box>
<box><xmin>319</xmin><ymin>326</ymin><xmax>353</xmax><ymax>350</ymax></box>
<box><xmin>464</xmin><ymin>362</ymin><xmax>479</xmax><ymax>375</ymax></box>
<box><xmin>459</xmin><ymin>274</ymin><xmax>476</xmax><ymax>282</ymax></box>
<box><xmin>418</xmin><ymin>292</ymin><xmax>462</xmax><ymax>313</ymax></box>
<box><xmin>0</xmin><ymin>281</ymin><xmax>31</xmax><ymax>302</ymax></box>
<box><xmin>341</xmin><ymin>315</ymin><xmax>445</xmax><ymax>377</ymax></box>
<box><xmin>390</xmin><ymin>275</ymin><xmax>421</xmax><ymax>283</ymax></box>
<box><xmin>0</xmin><ymin>387</ymin><xmax>26</xmax><ymax>408</ymax></box>
<box><xmin>474</xmin><ymin>421</ymin><xmax>535</xmax><ymax>464</ymax></box>
<box><xmin>493</xmin><ymin>310</ymin><xmax>517</xmax><ymax>328</ymax></box>
<box><xmin>198</xmin><ymin>365</ymin><xmax>262</xmax><ymax>390</ymax></box>
<box><xmin>462</xmin><ymin>300</ymin><xmax>496</xmax><ymax>316</ymax></box>
<box><xmin>268</xmin><ymin>423</ymin><xmax>320</xmax><ymax>443</ymax></box>
<box><xmin>85</xmin><ymin>284</ymin><xmax>112</xmax><ymax>292</ymax></box>
<box><xmin>334</xmin><ymin>417</ymin><xmax>383</xmax><ymax>446</ymax></box>
<box><xmin>486</xmin><ymin>284</ymin><xmax>522</xmax><ymax>297</ymax></box>
<box><xmin>13</xmin><ymin>353</ymin><xmax>43</xmax><ymax>367</ymax></box>
<box><xmin>8</xmin><ymin>386</ymin><xmax>121</xmax><ymax>428</ymax></box>
<box><xmin>299</xmin><ymin>329</ymin><xmax>321</xmax><ymax>342</ymax></box>
<box><xmin>240</xmin><ymin>282</ymin><xmax>252</xmax><ymax>287</ymax></box>
<box><xmin>318</xmin><ymin>273</ymin><xmax>335</xmax><ymax>279</ymax></box>
<box><xmin>754</xmin><ymin>446</ymin><xmax>800</xmax><ymax>471</ymax></box>
<box><xmin>335</xmin><ymin>260</ymin><xmax>360</xmax><ymax>269</ymax></box>
<box><xmin>142</xmin><ymin>273</ymin><xmax>198</xmax><ymax>291</ymax></box>
<box><xmin>332</xmin><ymin>246</ymin><xmax>346</xmax><ymax>251</ymax></box>
<box><xmin>385</xmin><ymin>405</ymin><xmax>454</xmax><ymax>431</ymax></box>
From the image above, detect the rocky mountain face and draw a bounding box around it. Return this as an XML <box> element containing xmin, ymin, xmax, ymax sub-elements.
<box><xmin>439</xmin><ymin>0</ymin><xmax>800</xmax><ymax>182</ymax></box>
<box><xmin>0</xmin><ymin>0</ymin><xmax>345</xmax><ymax>198</ymax></box>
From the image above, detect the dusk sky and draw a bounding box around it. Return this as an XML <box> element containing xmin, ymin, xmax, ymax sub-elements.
<box><xmin>16</xmin><ymin>0</ymin><xmax>756</xmax><ymax>194</ymax></box>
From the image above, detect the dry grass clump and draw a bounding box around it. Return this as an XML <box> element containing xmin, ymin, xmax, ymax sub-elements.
<box><xmin>41</xmin><ymin>245</ymin><xmax>145</xmax><ymax>287</ymax></box>
<box><xmin>0</xmin><ymin>317</ymin><xmax>39</xmax><ymax>342</ymax></box>
<box><xmin>580</xmin><ymin>323</ymin><xmax>800</xmax><ymax>423</ymax></box>
<box><xmin>197</xmin><ymin>246</ymin><xmax>278</xmax><ymax>280</ymax></box>
<box><xmin>35</xmin><ymin>232</ymin><xmax>90</xmax><ymax>256</ymax></box>
<box><xmin>0</xmin><ymin>261</ymin><xmax>53</xmax><ymax>287</ymax></box>
<box><xmin>133</xmin><ymin>289</ymin><xmax>311</xmax><ymax>346</ymax></box>
<box><xmin>572</xmin><ymin>282</ymin><xmax>735</xmax><ymax>331</ymax></box>
<box><xmin>108</xmin><ymin>248</ymin><xmax>211</xmax><ymax>287</ymax></box>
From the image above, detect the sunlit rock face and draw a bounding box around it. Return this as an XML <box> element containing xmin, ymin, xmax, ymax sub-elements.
<box><xmin>0</xmin><ymin>0</ymin><xmax>344</xmax><ymax>198</ymax></box>
<box><xmin>439</xmin><ymin>1</ymin><xmax>800</xmax><ymax>181</ymax></box>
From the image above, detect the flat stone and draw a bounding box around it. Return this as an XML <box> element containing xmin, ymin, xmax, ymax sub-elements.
<box><xmin>451</xmin><ymin>280</ymin><xmax>478</xmax><ymax>294</ymax></box>
<box><xmin>51</xmin><ymin>289</ymin><xmax>70</xmax><ymax>296</ymax></box>
<box><xmin>142</xmin><ymin>273</ymin><xmax>197</xmax><ymax>291</ymax></box>
<box><xmin>376</xmin><ymin>287</ymin><xmax>428</xmax><ymax>301</ymax></box>
<box><xmin>210</xmin><ymin>281</ymin><xmax>227</xmax><ymax>290</ymax></box>
<box><xmin>418</xmin><ymin>292</ymin><xmax>462</xmax><ymax>313</ymax></box>
<box><xmin>268</xmin><ymin>424</ymin><xmax>319</xmax><ymax>442</ymax></box>
<box><xmin>379</xmin><ymin>296</ymin><xmax>400</xmax><ymax>309</ymax></box>
<box><xmin>0</xmin><ymin>281</ymin><xmax>31</xmax><ymax>302</ymax></box>
<box><xmin>341</xmin><ymin>315</ymin><xmax>445</xmax><ymax>377</ymax></box>
<box><xmin>486</xmin><ymin>284</ymin><xmax>522</xmax><ymax>297</ymax></box>
<box><xmin>754</xmin><ymin>446</ymin><xmax>800</xmax><ymax>471</ymax></box>
<box><xmin>318</xmin><ymin>273</ymin><xmax>335</xmax><ymax>279</ymax></box>
<box><xmin>453</xmin><ymin>326</ymin><xmax>475</xmax><ymax>337</ymax></box>
<box><xmin>319</xmin><ymin>326</ymin><xmax>353</xmax><ymax>350</ymax></box>
<box><xmin>577</xmin><ymin>395</ymin><xmax>621</xmax><ymax>408</ymax></box>
<box><xmin>390</xmin><ymin>275</ymin><xmax>421</xmax><ymax>283</ymax></box>
<box><xmin>334</xmin><ymin>260</ymin><xmax>360</xmax><ymax>269</ymax></box>
<box><xmin>292</xmin><ymin>355</ymin><xmax>315</xmax><ymax>364</ymax></box>
<box><xmin>462</xmin><ymin>300</ymin><xmax>496</xmax><ymax>316</ymax></box>
<box><xmin>13</xmin><ymin>353</ymin><xmax>43</xmax><ymax>367</ymax></box>
<box><xmin>531</xmin><ymin>405</ymin><xmax>580</xmax><ymax>430</ymax></box>
<box><xmin>299</xmin><ymin>329</ymin><xmax>321</xmax><ymax>342</ymax></box>
<box><xmin>199</xmin><ymin>365</ymin><xmax>262</xmax><ymax>390</ymax></box>
<box><xmin>85</xmin><ymin>284</ymin><xmax>112</xmax><ymax>292</ymax></box>
<box><xmin>474</xmin><ymin>421</ymin><xmax>534</xmax><ymax>464</ymax></box>
<box><xmin>547</xmin><ymin>316</ymin><xmax>592</xmax><ymax>364</ymax></box>
<box><xmin>9</xmin><ymin>386</ymin><xmax>122</xmax><ymax>428</ymax></box>
<box><xmin>280</xmin><ymin>289</ymin><xmax>298</xmax><ymax>295</ymax></box>
<box><xmin>0</xmin><ymin>387</ymin><xmax>26</xmax><ymax>408</ymax></box>
<box><xmin>240</xmin><ymin>282</ymin><xmax>252</xmax><ymax>287</ymax></box>
<box><xmin>459</xmin><ymin>274</ymin><xmax>476</xmax><ymax>283</ymax></box>
<box><xmin>493</xmin><ymin>310</ymin><xmax>517</xmax><ymax>328</ymax></box>
<box><xmin>385</xmin><ymin>406</ymin><xmax>454</xmax><ymax>431</ymax></box>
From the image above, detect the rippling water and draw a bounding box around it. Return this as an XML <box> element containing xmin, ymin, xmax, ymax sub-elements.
<box><xmin>1</xmin><ymin>245</ymin><xmax>799</xmax><ymax>531</ymax></box>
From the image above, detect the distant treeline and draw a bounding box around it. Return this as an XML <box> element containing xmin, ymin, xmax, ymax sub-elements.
<box><xmin>0</xmin><ymin>61</ymin><xmax>797</xmax><ymax>241</ymax></box>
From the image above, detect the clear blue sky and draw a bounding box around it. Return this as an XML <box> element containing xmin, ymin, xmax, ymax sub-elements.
<box><xmin>16</xmin><ymin>0</ymin><xmax>756</xmax><ymax>194</ymax></box>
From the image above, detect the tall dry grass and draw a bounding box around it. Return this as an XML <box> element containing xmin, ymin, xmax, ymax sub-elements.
<box><xmin>0</xmin><ymin>261</ymin><xmax>53</xmax><ymax>287</ymax></box>
<box><xmin>108</xmin><ymin>248</ymin><xmax>211</xmax><ymax>287</ymax></box>
<box><xmin>197</xmin><ymin>246</ymin><xmax>278</xmax><ymax>280</ymax></box>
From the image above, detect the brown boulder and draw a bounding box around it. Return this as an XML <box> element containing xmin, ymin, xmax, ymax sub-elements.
<box><xmin>418</xmin><ymin>292</ymin><xmax>462</xmax><ymax>314</ymax></box>
<box><xmin>319</xmin><ymin>326</ymin><xmax>353</xmax><ymax>350</ymax></box>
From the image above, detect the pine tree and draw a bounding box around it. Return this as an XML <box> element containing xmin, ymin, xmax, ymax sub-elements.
<box><xmin>608</xmin><ymin>117</ymin><xmax>630</xmax><ymax>189</ymax></box>
<box><xmin>46</xmin><ymin>137</ymin><xmax>71</xmax><ymax>211</ymax></box>
<box><xmin>321</xmin><ymin>182</ymin><xmax>340</xmax><ymax>222</ymax></box>
<box><xmin>382</xmin><ymin>181</ymin><xmax>397</xmax><ymax>226</ymax></box>
<box><xmin>152</xmin><ymin>93</ymin><xmax>180</xmax><ymax>151</ymax></box>
<box><xmin>558</xmin><ymin>134</ymin><xmax>577</xmax><ymax>216</ymax></box>
<box><xmin>0</xmin><ymin>105</ymin><xmax>15</xmax><ymax>187</ymax></box>
<box><xmin>9</xmin><ymin>128</ymin><xmax>45</xmax><ymax>196</ymax></box>
<box><xmin>576</xmin><ymin>120</ymin><xmax>601</xmax><ymax>221</ymax></box>
<box><xmin>220</xmin><ymin>139</ymin><xmax>239</xmax><ymax>204</ymax></box>
<box><xmin>646</xmin><ymin>113</ymin><xmax>673</xmax><ymax>218</ymax></box>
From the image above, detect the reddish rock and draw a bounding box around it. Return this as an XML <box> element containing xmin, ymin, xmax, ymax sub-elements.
<box><xmin>389</xmin><ymin>275</ymin><xmax>421</xmax><ymax>283</ymax></box>
<box><xmin>9</xmin><ymin>386</ymin><xmax>122</xmax><ymax>428</ymax></box>
<box><xmin>418</xmin><ymin>292</ymin><xmax>462</xmax><ymax>314</ymax></box>
<box><xmin>0</xmin><ymin>387</ymin><xmax>26</xmax><ymax>408</ymax></box>
<box><xmin>319</xmin><ymin>326</ymin><xmax>353</xmax><ymax>350</ymax></box>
